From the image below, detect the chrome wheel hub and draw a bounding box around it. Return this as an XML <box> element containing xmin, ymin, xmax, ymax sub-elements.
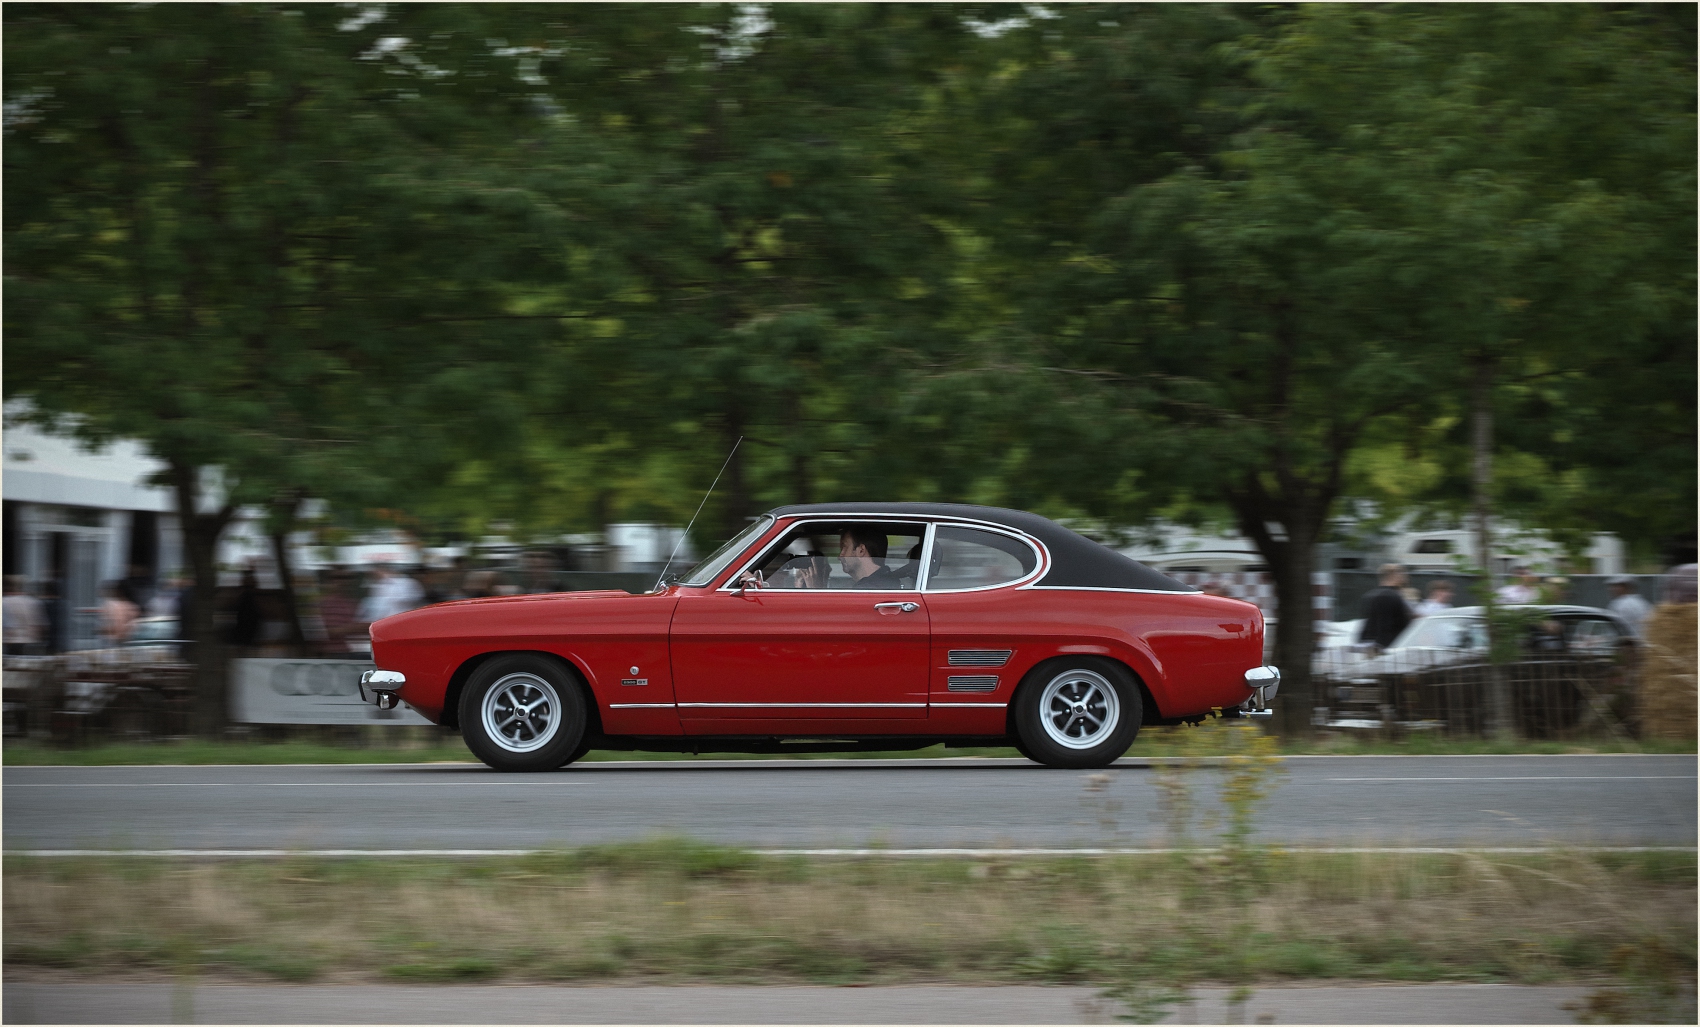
<box><xmin>1039</xmin><ymin>669</ymin><xmax>1120</xmax><ymax>750</ymax></box>
<box><xmin>480</xmin><ymin>673</ymin><xmax>561</xmax><ymax>753</ymax></box>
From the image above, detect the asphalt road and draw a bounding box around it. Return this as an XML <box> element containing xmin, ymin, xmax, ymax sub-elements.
<box><xmin>0</xmin><ymin>980</ymin><xmax>1599</xmax><ymax>1025</ymax></box>
<box><xmin>4</xmin><ymin>754</ymin><xmax>1693</xmax><ymax>852</ymax></box>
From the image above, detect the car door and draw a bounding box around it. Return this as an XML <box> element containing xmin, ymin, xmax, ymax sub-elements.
<box><xmin>920</xmin><ymin>523</ymin><xmax>1046</xmax><ymax>712</ymax></box>
<box><xmin>669</xmin><ymin>519</ymin><xmax>930</xmax><ymax>724</ymax></box>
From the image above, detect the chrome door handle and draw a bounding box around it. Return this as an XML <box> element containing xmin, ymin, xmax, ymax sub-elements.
<box><xmin>874</xmin><ymin>602</ymin><xmax>919</xmax><ymax>614</ymax></box>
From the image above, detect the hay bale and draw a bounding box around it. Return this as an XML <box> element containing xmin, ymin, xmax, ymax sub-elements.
<box><xmin>1639</xmin><ymin>604</ymin><xmax>1697</xmax><ymax>740</ymax></box>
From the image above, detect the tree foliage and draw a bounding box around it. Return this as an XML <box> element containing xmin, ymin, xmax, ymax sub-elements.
<box><xmin>4</xmin><ymin>3</ymin><xmax>1692</xmax><ymax>736</ymax></box>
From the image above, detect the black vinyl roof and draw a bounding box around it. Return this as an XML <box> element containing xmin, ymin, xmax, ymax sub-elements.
<box><xmin>767</xmin><ymin>503</ymin><xmax>1194</xmax><ymax>593</ymax></box>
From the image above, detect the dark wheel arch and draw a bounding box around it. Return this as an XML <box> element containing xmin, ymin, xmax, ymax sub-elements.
<box><xmin>1005</xmin><ymin>655</ymin><xmax>1158</xmax><ymax>739</ymax></box>
<box><xmin>1010</xmin><ymin>655</ymin><xmax>1144</xmax><ymax>769</ymax></box>
<box><xmin>442</xmin><ymin>650</ymin><xmax>603</xmax><ymax>739</ymax></box>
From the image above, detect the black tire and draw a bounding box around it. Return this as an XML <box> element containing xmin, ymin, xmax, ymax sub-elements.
<box><xmin>459</xmin><ymin>654</ymin><xmax>587</xmax><ymax>772</ymax></box>
<box><xmin>1009</xmin><ymin>734</ymin><xmax>1042</xmax><ymax>764</ymax></box>
<box><xmin>1013</xmin><ymin>657</ymin><xmax>1142</xmax><ymax>769</ymax></box>
<box><xmin>557</xmin><ymin>735</ymin><xmax>595</xmax><ymax>769</ymax></box>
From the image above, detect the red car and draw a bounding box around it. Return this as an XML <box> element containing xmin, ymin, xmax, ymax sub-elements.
<box><xmin>360</xmin><ymin>504</ymin><xmax>1279</xmax><ymax>771</ymax></box>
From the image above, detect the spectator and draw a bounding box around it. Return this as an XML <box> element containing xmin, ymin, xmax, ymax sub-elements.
<box><xmin>1496</xmin><ymin>566</ymin><xmax>1540</xmax><ymax>604</ymax></box>
<box><xmin>1415</xmin><ymin>579</ymin><xmax>1455</xmax><ymax>616</ymax></box>
<box><xmin>40</xmin><ymin>579</ymin><xmax>66</xmax><ymax>654</ymax></box>
<box><xmin>3</xmin><ymin>576</ymin><xmax>46</xmax><ymax>655</ymax></box>
<box><xmin>231</xmin><ymin>565</ymin><xmax>262</xmax><ymax>648</ymax></box>
<box><xmin>318</xmin><ymin>568</ymin><xmax>358</xmax><ymax>654</ymax></box>
<box><xmin>1662</xmin><ymin>564</ymin><xmax>1697</xmax><ymax>604</ymax></box>
<box><xmin>462</xmin><ymin>569</ymin><xmax>497</xmax><ymax>599</ymax></box>
<box><xmin>359</xmin><ymin>562</ymin><xmax>424</xmax><ymax>624</ymax></box>
<box><xmin>421</xmin><ymin>567</ymin><xmax>454</xmax><ymax>605</ymax></box>
<box><xmin>99</xmin><ymin>581</ymin><xmax>139</xmax><ymax>645</ymax></box>
<box><xmin>147</xmin><ymin>573</ymin><xmax>185</xmax><ymax>619</ymax></box>
<box><xmin>120</xmin><ymin>563</ymin><xmax>154</xmax><ymax>613</ymax></box>
<box><xmin>518</xmin><ymin>550</ymin><xmax>560</xmax><ymax>594</ymax></box>
<box><xmin>1606</xmin><ymin>576</ymin><xmax>1654</xmax><ymax>636</ymax></box>
<box><xmin>1357</xmin><ymin>563</ymin><xmax>1413</xmax><ymax>649</ymax></box>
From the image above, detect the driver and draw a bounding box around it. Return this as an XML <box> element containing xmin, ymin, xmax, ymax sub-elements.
<box><xmin>839</xmin><ymin>526</ymin><xmax>903</xmax><ymax>590</ymax></box>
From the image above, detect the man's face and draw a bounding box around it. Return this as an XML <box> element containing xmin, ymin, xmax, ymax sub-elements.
<box><xmin>838</xmin><ymin>533</ymin><xmax>873</xmax><ymax>578</ymax></box>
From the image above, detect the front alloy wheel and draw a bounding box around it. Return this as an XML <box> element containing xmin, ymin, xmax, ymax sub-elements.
<box><xmin>1014</xmin><ymin>657</ymin><xmax>1141</xmax><ymax>769</ymax></box>
<box><xmin>481</xmin><ymin>672</ymin><xmax>562</xmax><ymax>753</ymax></box>
<box><xmin>460</xmin><ymin>655</ymin><xmax>587</xmax><ymax>771</ymax></box>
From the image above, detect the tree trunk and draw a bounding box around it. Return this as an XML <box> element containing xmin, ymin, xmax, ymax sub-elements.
<box><xmin>268</xmin><ymin>491</ymin><xmax>306</xmax><ymax>653</ymax></box>
<box><xmin>1473</xmin><ymin>355</ymin><xmax>1514</xmax><ymax>738</ymax></box>
<box><xmin>1230</xmin><ymin>494</ymin><xmax>1323</xmax><ymax>739</ymax></box>
<box><xmin>170</xmin><ymin>460</ymin><xmax>237</xmax><ymax>739</ymax></box>
<box><xmin>1268</xmin><ymin>525</ymin><xmax>1319</xmax><ymax>737</ymax></box>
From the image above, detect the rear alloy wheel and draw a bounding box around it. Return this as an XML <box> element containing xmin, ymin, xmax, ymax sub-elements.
<box><xmin>460</xmin><ymin>655</ymin><xmax>587</xmax><ymax>772</ymax></box>
<box><xmin>1013</xmin><ymin>658</ymin><xmax>1142</xmax><ymax>769</ymax></box>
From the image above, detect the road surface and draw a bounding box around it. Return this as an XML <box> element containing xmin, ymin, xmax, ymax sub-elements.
<box><xmin>0</xmin><ymin>979</ymin><xmax>1601</xmax><ymax>1025</ymax></box>
<box><xmin>5</xmin><ymin>754</ymin><xmax>1692</xmax><ymax>852</ymax></box>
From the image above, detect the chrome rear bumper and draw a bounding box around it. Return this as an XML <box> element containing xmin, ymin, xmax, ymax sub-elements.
<box><xmin>358</xmin><ymin>669</ymin><xmax>407</xmax><ymax>711</ymax></box>
<box><xmin>1239</xmin><ymin>665</ymin><xmax>1281</xmax><ymax>718</ymax></box>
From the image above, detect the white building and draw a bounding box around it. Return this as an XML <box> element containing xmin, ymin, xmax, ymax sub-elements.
<box><xmin>3</xmin><ymin>414</ymin><xmax>181</xmax><ymax>650</ymax></box>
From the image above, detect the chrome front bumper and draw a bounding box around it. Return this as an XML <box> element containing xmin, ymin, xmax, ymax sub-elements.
<box><xmin>1240</xmin><ymin>665</ymin><xmax>1281</xmax><ymax>718</ymax></box>
<box><xmin>358</xmin><ymin>669</ymin><xmax>407</xmax><ymax>711</ymax></box>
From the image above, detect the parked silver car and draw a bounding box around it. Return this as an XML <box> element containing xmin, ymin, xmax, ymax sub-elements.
<box><xmin>1316</xmin><ymin>606</ymin><xmax>1640</xmax><ymax>736</ymax></box>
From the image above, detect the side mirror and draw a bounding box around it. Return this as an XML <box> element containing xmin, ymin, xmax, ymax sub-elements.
<box><xmin>733</xmin><ymin>570</ymin><xmax>764</xmax><ymax>597</ymax></box>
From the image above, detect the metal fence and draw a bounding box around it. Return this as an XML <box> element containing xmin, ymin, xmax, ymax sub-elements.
<box><xmin>3</xmin><ymin>651</ymin><xmax>195</xmax><ymax>744</ymax></box>
<box><xmin>1315</xmin><ymin>650</ymin><xmax>1641</xmax><ymax>740</ymax></box>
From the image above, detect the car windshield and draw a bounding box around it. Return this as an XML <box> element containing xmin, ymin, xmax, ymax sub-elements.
<box><xmin>1391</xmin><ymin>615</ymin><xmax>1487</xmax><ymax>651</ymax></box>
<box><xmin>673</xmin><ymin>515</ymin><xmax>775</xmax><ymax>587</ymax></box>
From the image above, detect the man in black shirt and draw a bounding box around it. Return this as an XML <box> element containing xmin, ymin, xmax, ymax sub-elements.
<box><xmin>1358</xmin><ymin>563</ymin><xmax>1414</xmax><ymax>649</ymax></box>
<box><xmin>839</xmin><ymin>526</ymin><xmax>904</xmax><ymax>590</ymax></box>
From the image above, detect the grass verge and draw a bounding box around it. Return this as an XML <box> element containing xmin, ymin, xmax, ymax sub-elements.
<box><xmin>4</xmin><ymin>842</ymin><xmax>1693</xmax><ymax>995</ymax></box>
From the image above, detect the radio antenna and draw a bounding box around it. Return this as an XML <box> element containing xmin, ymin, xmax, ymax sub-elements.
<box><xmin>654</xmin><ymin>435</ymin><xmax>743</xmax><ymax>590</ymax></box>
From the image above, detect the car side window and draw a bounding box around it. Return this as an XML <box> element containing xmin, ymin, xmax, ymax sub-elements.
<box><xmin>1566</xmin><ymin>616</ymin><xmax>1622</xmax><ymax>652</ymax></box>
<box><xmin>926</xmin><ymin>526</ymin><xmax>1038</xmax><ymax>591</ymax></box>
<box><xmin>741</xmin><ymin>521</ymin><xmax>924</xmax><ymax>591</ymax></box>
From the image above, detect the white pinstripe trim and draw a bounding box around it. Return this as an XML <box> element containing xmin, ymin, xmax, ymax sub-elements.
<box><xmin>1023</xmin><ymin>585</ymin><xmax>1200</xmax><ymax>595</ymax></box>
<box><xmin>608</xmin><ymin>702</ymin><xmax>995</xmax><ymax>709</ymax></box>
<box><xmin>676</xmin><ymin>702</ymin><xmax>928</xmax><ymax>708</ymax></box>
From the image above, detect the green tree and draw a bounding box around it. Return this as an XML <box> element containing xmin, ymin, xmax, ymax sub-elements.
<box><xmin>443</xmin><ymin>4</ymin><xmax>974</xmax><ymax>544</ymax></box>
<box><xmin>962</xmin><ymin>4</ymin><xmax>1694</xmax><ymax>731</ymax></box>
<box><xmin>4</xmin><ymin>3</ymin><xmax>570</xmax><ymax>731</ymax></box>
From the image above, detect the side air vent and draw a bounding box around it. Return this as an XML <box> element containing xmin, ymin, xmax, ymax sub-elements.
<box><xmin>946</xmin><ymin>675</ymin><xmax>999</xmax><ymax>693</ymax></box>
<box><xmin>948</xmin><ymin>649</ymin><xmax>1013</xmax><ymax>667</ymax></box>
